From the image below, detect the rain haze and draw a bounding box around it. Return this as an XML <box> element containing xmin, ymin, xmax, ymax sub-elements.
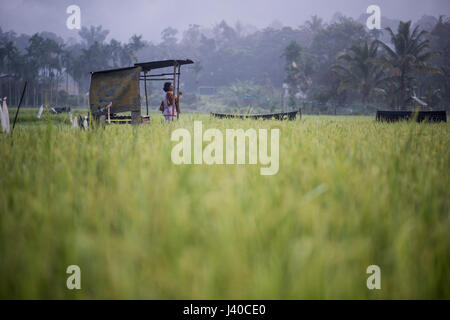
<box><xmin>0</xmin><ymin>0</ymin><xmax>449</xmax><ymax>42</ymax></box>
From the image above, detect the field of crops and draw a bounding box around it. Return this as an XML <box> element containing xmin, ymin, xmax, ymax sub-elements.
<box><xmin>0</xmin><ymin>109</ymin><xmax>448</xmax><ymax>299</ymax></box>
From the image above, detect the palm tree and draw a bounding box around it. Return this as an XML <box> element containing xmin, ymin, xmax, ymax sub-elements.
<box><xmin>374</xmin><ymin>21</ymin><xmax>441</xmax><ymax>110</ymax></box>
<box><xmin>192</xmin><ymin>60</ymin><xmax>203</xmax><ymax>92</ymax></box>
<box><xmin>120</xmin><ymin>35</ymin><xmax>146</xmax><ymax>67</ymax></box>
<box><xmin>1</xmin><ymin>40</ymin><xmax>19</xmax><ymax>104</ymax></box>
<box><xmin>78</xmin><ymin>26</ymin><xmax>109</xmax><ymax>48</ymax></box>
<box><xmin>305</xmin><ymin>15</ymin><xmax>324</xmax><ymax>34</ymax></box>
<box><xmin>283</xmin><ymin>41</ymin><xmax>303</xmax><ymax>109</ymax></box>
<box><xmin>331</xmin><ymin>40</ymin><xmax>386</xmax><ymax>109</ymax></box>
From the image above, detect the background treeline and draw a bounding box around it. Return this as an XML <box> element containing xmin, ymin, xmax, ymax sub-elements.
<box><xmin>0</xmin><ymin>12</ymin><xmax>449</xmax><ymax>113</ymax></box>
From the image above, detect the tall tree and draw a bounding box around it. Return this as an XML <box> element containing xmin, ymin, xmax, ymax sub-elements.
<box><xmin>25</xmin><ymin>34</ymin><xmax>64</xmax><ymax>105</ymax></box>
<box><xmin>331</xmin><ymin>40</ymin><xmax>386</xmax><ymax>108</ymax></box>
<box><xmin>79</xmin><ymin>26</ymin><xmax>109</xmax><ymax>48</ymax></box>
<box><xmin>121</xmin><ymin>35</ymin><xmax>146</xmax><ymax>66</ymax></box>
<box><xmin>305</xmin><ymin>15</ymin><xmax>324</xmax><ymax>34</ymax></box>
<box><xmin>307</xmin><ymin>16</ymin><xmax>368</xmax><ymax>106</ymax></box>
<box><xmin>283</xmin><ymin>41</ymin><xmax>303</xmax><ymax>109</ymax></box>
<box><xmin>425</xmin><ymin>16</ymin><xmax>450</xmax><ymax>109</ymax></box>
<box><xmin>375</xmin><ymin>21</ymin><xmax>441</xmax><ymax>109</ymax></box>
<box><xmin>160</xmin><ymin>27</ymin><xmax>179</xmax><ymax>57</ymax></box>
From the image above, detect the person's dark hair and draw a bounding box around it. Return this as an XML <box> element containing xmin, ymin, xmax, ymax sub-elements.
<box><xmin>163</xmin><ymin>82</ymin><xmax>172</xmax><ymax>92</ymax></box>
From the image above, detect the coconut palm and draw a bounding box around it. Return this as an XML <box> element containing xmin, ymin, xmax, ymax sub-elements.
<box><xmin>374</xmin><ymin>21</ymin><xmax>441</xmax><ymax>110</ymax></box>
<box><xmin>305</xmin><ymin>15</ymin><xmax>324</xmax><ymax>34</ymax></box>
<box><xmin>331</xmin><ymin>40</ymin><xmax>387</xmax><ymax>109</ymax></box>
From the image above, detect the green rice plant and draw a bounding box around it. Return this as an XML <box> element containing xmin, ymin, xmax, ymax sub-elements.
<box><xmin>0</xmin><ymin>109</ymin><xmax>448</xmax><ymax>299</ymax></box>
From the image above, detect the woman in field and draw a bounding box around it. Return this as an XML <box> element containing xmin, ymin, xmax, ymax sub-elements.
<box><xmin>161</xmin><ymin>82</ymin><xmax>181</xmax><ymax>122</ymax></box>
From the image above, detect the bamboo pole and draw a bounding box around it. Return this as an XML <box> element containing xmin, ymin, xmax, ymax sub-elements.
<box><xmin>107</xmin><ymin>102</ymin><xmax>111</xmax><ymax>124</ymax></box>
<box><xmin>172</xmin><ymin>63</ymin><xmax>177</xmax><ymax>121</ymax></box>
<box><xmin>144</xmin><ymin>71</ymin><xmax>149</xmax><ymax>116</ymax></box>
<box><xmin>177</xmin><ymin>64</ymin><xmax>181</xmax><ymax>119</ymax></box>
<box><xmin>12</xmin><ymin>81</ymin><xmax>28</xmax><ymax>134</ymax></box>
<box><xmin>144</xmin><ymin>72</ymin><xmax>180</xmax><ymax>77</ymax></box>
<box><xmin>140</xmin><ymin>78</ymin><xmax>175</xmax><ymax>81</ymax></box>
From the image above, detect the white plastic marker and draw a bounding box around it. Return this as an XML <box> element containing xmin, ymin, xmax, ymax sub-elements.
<box><xmin>106</xmin><ymin>102</ymin><xmax>112</xmax><ymax>124</ymax></box>
<box><xmin>72</xmin><ymin>115</ymin><xmax>78</xmax><ymax>128</ymax></box>
<box><xmin>82</xmin><ymin>116</ymin><xmax>88</xmax><ymax>130</ymax></box>
<box><xmin>2</xmin><ymin>97</ymin><xmax>10</xmax><ymax>133</ymax></box>
<box><xmin>37</xmin><ymin>104</ymin><xmax>44</xmax><ymax>119</ymax></box>
<box><xmin>69</xmin><ymin>113</ymin><xmax>79</xmax><ymax>128</ymax></box>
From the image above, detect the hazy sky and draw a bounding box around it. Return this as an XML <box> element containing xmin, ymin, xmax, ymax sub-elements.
<box><xmin>1</xmin><ymin>0</ymin><xmax>449</xmax><ymax>42</ymax></box>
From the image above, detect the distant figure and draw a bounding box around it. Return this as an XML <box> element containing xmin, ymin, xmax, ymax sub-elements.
<box><xmin>161</xmin><ymin>82</ymin><xmax>182</xmax><ymax>122</ymax></box>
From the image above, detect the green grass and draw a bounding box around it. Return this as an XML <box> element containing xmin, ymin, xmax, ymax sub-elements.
<box><xmin>0</xmin><ymin>109</ymin><xmax>449</xmax><ymax>299</ymax></box>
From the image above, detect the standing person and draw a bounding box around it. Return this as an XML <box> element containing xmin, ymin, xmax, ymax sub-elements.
<box><xmin>161</xmin><ymin>82</ymin><xmax>182</xmax><ymax>122</ymax></box>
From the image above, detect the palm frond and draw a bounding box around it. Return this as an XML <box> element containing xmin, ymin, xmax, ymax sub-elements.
<box><xmin>412</xmin><ymin>64</ymin><xmax>443</xmax><ymax>75</ymax></box>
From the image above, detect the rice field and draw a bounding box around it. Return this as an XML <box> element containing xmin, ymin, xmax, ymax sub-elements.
<box><xmin>0</xmin><ymin>109</ymin><xmax>448</xmax><ymax>299</ymax></box>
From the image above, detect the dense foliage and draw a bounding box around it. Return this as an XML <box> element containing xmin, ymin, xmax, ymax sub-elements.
<box><xmin>0</xmin><ymin>14</ymin><xmax>449</xmax><ymax>113</ymax></box>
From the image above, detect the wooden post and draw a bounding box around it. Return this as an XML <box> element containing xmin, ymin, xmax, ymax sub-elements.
<box><xmin>107</xmin><ymin>102</ymin><xmax>111</xmax><ymax>124</ymax></box>
<box><xmin>144</xmin><ymin>71</ymin><xmax>149</xmax><ymax>116</ymax></box>
<box><xmin>177</xmin><ymin>64</ymin><xmax>181</xmax><ymax>119</ymax></box>
<box><xmin>172</xmin><ymin>63</ymin><xmax>177</xmax><ymax>121</ymax></box>
<box><xmin>12</xmin><ymin>81</ymin><xmax>27</xmax><ymax>133</ymax></box>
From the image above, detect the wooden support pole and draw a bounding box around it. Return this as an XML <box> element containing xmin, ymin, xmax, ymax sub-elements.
<box><xmin>140</xmin><ymin>78</ymin><xmax>176</xmax><ymax>81</ymax></box>
<box><xmin>172</xmin><ymin>63</ymin><xmax>176</xmax><ymax>121</ymax></box>
<box><xmin>107</xmin><ymin>102</ymin><xmax>111</xmax><ymax>124</ymax></box>
<box><xmin>177</xmin><ymin>64</ymin><xmax>181</xmax><ymax>119</ymax></box>
<box><xmin>144</xmin><ymin>72</ymin><xmax>180</xmax><ymax>77</ymax></box>
<box><xmin>144</xmin><ymin>71</ymin><xmax>149</xmax><ymax>116</ymax></box>
<box><xmin>12</xmin><ymin>81</ymin><xmax>27</xmax><ymax>133</ymax></box>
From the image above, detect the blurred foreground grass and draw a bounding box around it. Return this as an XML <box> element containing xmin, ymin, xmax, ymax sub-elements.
<box><xmin>0</xmin><ymin>109</ymin><xmax>448</xmax><ymax>299</ymax></box>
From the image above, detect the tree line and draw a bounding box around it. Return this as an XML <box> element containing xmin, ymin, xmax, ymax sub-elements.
<box><xmin>0</xmin><ymin>13</ymin><xmax>449</xmax><ymax>112</ymax></box>
<box><xmin>0</xmin><ymin>26</ymin><xmax>145</xmax><ymax>107</ymax></box>
<box><xmin>283</xmin><ymin>16</ymin><xmax>449</xmax><ymax>111</ymax></box>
